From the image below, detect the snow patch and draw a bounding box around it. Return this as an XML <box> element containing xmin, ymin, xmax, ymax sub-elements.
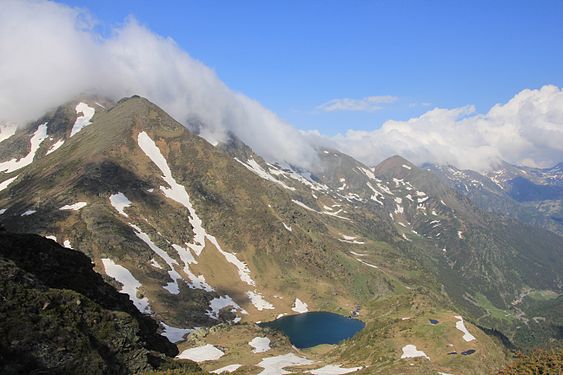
<box><xmin>207</xmin><ymin>295</ymin><xmax>245</xmax><ymax>319</ymax></box>
<box><xmin>70</xmin><ymin>103</ymin><xmax>95</xmax><ymax>137</ymax></box>
<box><xmin>130</xmin><ymin>224</ymin><xmax>181</xmax><ymax>294</ymax></box>
<box><xmin>292</xmin><ymin>199</ymin><xmax>317</xmax><ymax>212</ymax></box>
<box><xmin>101</xmin><ymin>258</ymin><xmax>150</xmax><ymax>313</ymax></box>
<box><xmin>402</xmin><ymin>164</ymin><xmax>412</xmax><ymax>170</ymax></box>
<box><xmin>257</xmin><ymin>353</ymin><xmax>314</xmax><ymax>375</ymax></box>
<box><xmin>160</xmin><ymin>322</ymin><xmax>192</xmax><ymax>343</ymax></box>
<box><xmin>21</xmin><ymin>210</ymin><xmax>36</xmax><ymax>216</ymax></box>
<box><xmin>358</xmin><ymin>167</ymin><xmax>376</xmax><ymax>180</ymax></box>
<box><xmin>171</xmin><ymin>243</ymin><xmax>213</xmax><ymax>291</ymax></box>
<box><xmin>454</xmin><ymin>316</ymin><xmax>476</xmax><ymax>342</ymax></box>
<box><xmin>212</xmin><ymin>364</ymin><xmax>242</xmax><ymax>374</ymax></box>
<box><xmin>400</xmin><ymin>344</ymin><xmax>429</xmax><ymax>359</ymax></box>
<box><xmin>139</xmin><ymin>131</ymin><xmax>257</xmax><ymax>287</ymax></box>
<box><xmin>63</xmin><ymin>239</ymin><xmax>72</xmax><ymax>248</ymax></box>
<box><xmin>45</xmin><ymin>235</ymin><xmax>56</xmax><ymax>241</ymax></box>
<box><xmin>357</xmin><ymin>259</ymin><xmax>379</xmax><ymax>269</ymax></box>
<box><xmin>249</xmin><ymin>337</ymin><xmax>271</xmax><ymax>353</ymax></box>
<box><xmin>109</xmin><ymin>192</ymin><xmax>132</xmax><ymax>217</ymax></box>
<box><xmin>310</xmin><ymin>364</ymin><xmax>363</xmax><ymax>374</ymax></box>
<box><xmin>235</xmin><ymin>157</ymin><xmax>296</xmax><ymax>191</ymax></box>
<box><xmin>247</xmin><ymin>291</ymin><xmax>275</xmax><ymax>311</ymax></box>
<box><xmin>0</xmin><ymin>175</ymin><xmax>18</xmax><ymax>192</ymax></box>
<box><xmin>366</xmin><ymin>182</ymin><xmax>384</xmax><ymax>205</ymax></box>
<box><xmin>0</xmin><ymin>123</ymin><xmax>48</xmax><ymax>173</ymax></box>
<box><xmin>46</xmin><ymin>139</ymin><xmax>64</xmax><ymax>155</ymax></box>
<box><xmin>282</xmin><ymin>222</ymin><xmax>292</xmax><ymax>232</ymax></box>
<box><xmin>59</xmin><ymin>202</ymin><xmax>87</xmax><ymax>211</ymax></box>
<box><xmin>177</xmin><ymin>344</ymin><xmax>224</xmax><ymax>362</ymax></box>
<box><xmin>292</xmin><ymin>298</ymin><xmax>309</xmax><ymax>313</ymax></box>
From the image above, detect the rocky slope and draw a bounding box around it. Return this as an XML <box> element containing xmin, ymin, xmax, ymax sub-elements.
<box><xmin>0</xmin><ymin>230</ymin><xmax>202</xmax><ymax>374</ymax></box>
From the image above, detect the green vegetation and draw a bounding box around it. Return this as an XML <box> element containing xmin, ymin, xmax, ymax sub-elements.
<box><xmin>497</xmin><ymin>348</ymin><xmax>562</xmax><ymax>374</ymax></box>
<box><xmin>474</xmin><ymin>293</ymin><xmax>516</xmax><ymax>323</ymax></box>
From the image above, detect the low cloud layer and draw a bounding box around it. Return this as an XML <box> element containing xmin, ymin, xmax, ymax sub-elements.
<box><xmin>1</xmin><ymin>1</ymin><xmax>562</xmax><ymax>172</ymax></box>
<box><xmin>0</xmin><ymin>0</ymin><xmax>317</xmax><ymax>167</ymax></box>
<box><xmin>313</xmin><ymin>85</ymin><xmax>563</xmax><ymax>170</ymax></box>
<box><xmin>317</xmin><ymin>96</ymin><xmax>398</xmax><ymax>112</ymax></box>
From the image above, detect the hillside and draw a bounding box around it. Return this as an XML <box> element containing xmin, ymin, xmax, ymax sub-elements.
<box><xmin>0</xmin><ymin>230</ymin><xmax>203</xmax><ymax>374</ymax></box>
<box><xmin>0</xmin><ymin>95</ymin><xmax>561</xmax><ymax>373</ymax></box>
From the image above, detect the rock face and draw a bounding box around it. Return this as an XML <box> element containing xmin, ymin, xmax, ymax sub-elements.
<box><xmin>0</xmin><ymin>231</ymin><xmax>195</xmax><ymax>375</ymax></box>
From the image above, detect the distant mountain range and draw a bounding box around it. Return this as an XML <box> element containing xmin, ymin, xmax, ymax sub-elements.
<box><xmin>426</xmin><ymin>161</ymin><xmax>563</xmax><ymax>235</ymax></box>
<box><xmin>0</xmin><ymin>96</ymin><xmax>561</xmax><ymax>374</ymax></box>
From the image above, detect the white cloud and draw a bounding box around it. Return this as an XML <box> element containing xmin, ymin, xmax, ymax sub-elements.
<box><xmin>317</xmin><ymin>95</ymin><xmax>398</xmax><ymax>112</ymax></box>
<box><xmin>0</xmin><ymin>0</ymin><xmax>317</xmax><ymax>168</ymax></box>
<box><xmin>311</xmin><ymin>85</ymin><xmax>563</xmax><ymax>171</ymax></box>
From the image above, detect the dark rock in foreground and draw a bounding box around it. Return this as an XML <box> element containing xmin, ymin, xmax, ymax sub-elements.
<box><xmin>0</xmin><ymin>232</ymin><xmax>200</xmax><ymax>374</ymax></box>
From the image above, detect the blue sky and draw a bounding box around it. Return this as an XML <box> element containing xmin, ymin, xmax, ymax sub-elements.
<box><xmin>59</xmin><ymin>1</ymin><xmax>563</xmax><ymax>135</ymax></box>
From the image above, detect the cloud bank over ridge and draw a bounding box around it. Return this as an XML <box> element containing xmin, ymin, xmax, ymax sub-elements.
<box><xmin>0</xmin><ymin>0</ymin><xmax>316</xmax><ymax>167</ymax></box>
<box><xmin>312</xmin><ymin>85</ymin><xmax>563</xmax><ymax>170</ymax></box>
<box><xmin>1</xmin><ymin>0</ymin><xmax>562</xmax><ymax>171</ymax></box>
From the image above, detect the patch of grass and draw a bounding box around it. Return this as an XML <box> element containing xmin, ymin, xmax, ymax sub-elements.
<box><xmin>526</xmin><ymin>290</ymin><xmax>559</xmax><ymax>301</ymax></box>
<box><xmin>474</xmin><ymin>293</ymin><xmax>516</xmax><ymax>323</ymax></box>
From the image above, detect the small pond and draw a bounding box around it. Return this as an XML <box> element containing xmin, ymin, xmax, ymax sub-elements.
<box><xmin>259</xmin><ymin>311</ymin><xmax>365</xmax><ymax>348</ymax></box>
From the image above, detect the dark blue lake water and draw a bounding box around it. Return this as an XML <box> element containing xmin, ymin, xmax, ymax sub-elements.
<box><xmin>259</xmin><ymin>311</ymin><xmax>365</xmax><ymax>348</ymax></box>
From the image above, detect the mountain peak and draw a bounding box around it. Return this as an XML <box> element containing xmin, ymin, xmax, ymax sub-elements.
<box><xmin>373</xmin><ymin>155</ymin><xmax>416</xmax><ymax>175</ymax></box>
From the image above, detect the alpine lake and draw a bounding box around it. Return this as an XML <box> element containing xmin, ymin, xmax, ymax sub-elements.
<box><xmin>259</xmin><ymin>311</ymin><xmax>365</xmax><ymax>348</ymax></box>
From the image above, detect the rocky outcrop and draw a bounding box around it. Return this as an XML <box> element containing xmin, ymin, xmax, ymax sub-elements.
<box><xmin>0</xmin><ymin>231</ymin><xmax>199</xmax><ymax>374</ymax></box>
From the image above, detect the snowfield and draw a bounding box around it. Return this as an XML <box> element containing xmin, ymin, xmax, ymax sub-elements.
<box><xmin>207</xmin><ymin>295</ymin><xmax>245</xmax><ymax>319</ymax></box>
<box><xmin>160</xmin><ymin>322</ymin><xmax>192</xmax><ymax>343</ymax></box>
<box><xmin>249</xmin><ymin>336</ymin><xmax>271</xmax><ymax>353</ymax></box>
<box><xmin>235</xmin><ymin>157</ymin><xmax>296</xmax><ymax>191</ymax></box>
<box><xmin>130</xmin><ymin>223</ymin><xmax>182</xmax><ymax>294</ymax></box>
<box><xmin>138</xmin><ymin>131</ymin><xmax>260</xmax><ymax>293</ymax></box>
<box><xmin>400</xmin><ymin>344</ymin><xmax>429</xmax><ymax>359</ymax></box>
<box><xmin>211</xmin><ymin>364</ymin><xmax>242</xmax><ymax>373</ymax></box>
<box><xmin>247</xmin><ymin>291</ymin><xmax>275</xmax><ymax>310</ymax></box>
<box><xmin>455</xmin><ymin>316</ymin><xmax>476</xmax><ymax>341</ymax></box>
<box><xmin>46</xmin><ymin>139</ymin><xmax>64</xmax><ymax>155</ymax></box>
<box><xmin>310</xmin><ymin>364</ymin><xmax>363</xmax><ymax>374</ymax></box>
<box><xmin>59</xmin><ymin>202</ymin><xmax>87</xmax><ymax>211</ymax></box>
<box><xmin>70</xmin><ymin>103</ymin><xmax>95</xmax><ymax>137</ymax></box>
<box><xmin>257</xmin><ymin>353</ymin><xmax>314</xmax><ymax>375</ymax></box>
<box><xmin>177</xmin><ymin>344</ymin><xmax>225</xmax><ymax>362</ymax></box>
<box><xmin>0</xmin><ymin>123</ymin><xmax>48</xmax><ymax>173</ymax></box>
<box><xmin>292</xmin><ymin>298</ymin><xmax>309</xmax><ymax>313</ymax></box>
<box><xmin>101</xmin><ymin>258</ymin><xmax>151</xmax><ymax>313</ymax></box>
<box><xmin>0</xmin><ymin>175</ymin><xmax>18</xmax><ymax>192</ymax></box>
<box><xmin>109</xmin><ymin>192</ymin><xmax>132</xmax><ymax>217</ymax></box>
